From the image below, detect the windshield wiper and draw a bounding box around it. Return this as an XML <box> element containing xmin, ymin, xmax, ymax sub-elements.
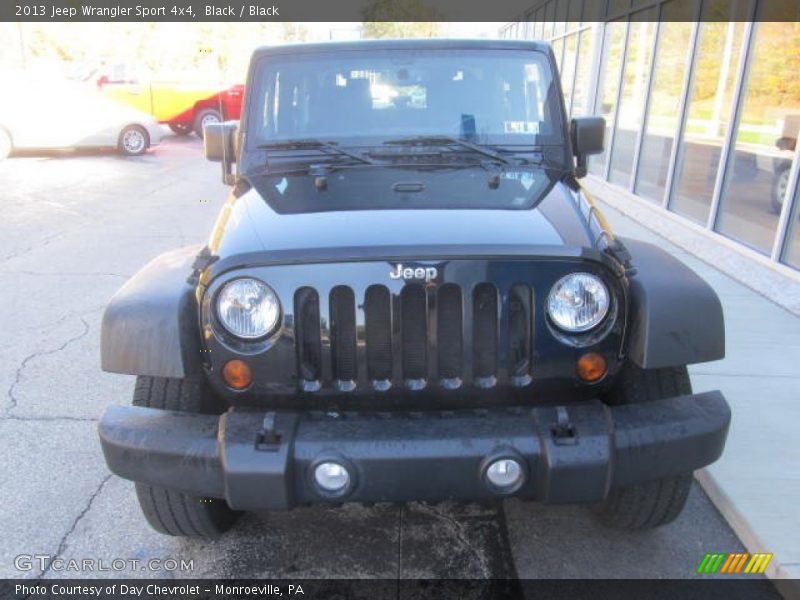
<box><xmin>382</xmin><ymin>135</ymin><xmax>513</xmax><ymax>165</ymax></box>
<box><xmin>257</xmin><ymin>139</ymin><xmax>378</xmax><ymax>165</ymax></box>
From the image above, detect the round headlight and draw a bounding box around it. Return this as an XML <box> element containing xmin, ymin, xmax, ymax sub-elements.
<box><xmin>217</xmin><ymin>278</ymin><xmax>280</xmax><ymax>339</ymax></box>
<box><xmin>547</xmin><ymin>273</ymin><xmax>610</xmax><ymax>333</ymax></box>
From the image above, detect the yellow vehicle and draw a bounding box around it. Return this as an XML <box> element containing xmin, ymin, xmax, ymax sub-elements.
<box><xmin>93</xmin><ymin>64</ymin><xmax>243</xmax><ymax>138</ymax></box>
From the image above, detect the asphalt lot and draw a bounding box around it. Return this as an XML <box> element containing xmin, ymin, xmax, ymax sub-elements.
<box><xmin>0</xmin><ymin>135</ymin><xmax>780</xmax><ymax>590</ymax></box>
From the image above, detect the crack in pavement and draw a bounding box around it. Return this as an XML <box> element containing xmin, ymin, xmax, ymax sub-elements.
<box><xmin>3</xmin><ymin>415</ymin><xmax>99</xmax><ymax>423</ymax></box>
<box><xmin>5</xmin><ymin>316</ymin><xmax>91</xmax><ymax>415</ymax></box>
<box><xmin>0</xmin><ymin>271</ymin><xmax>130</xmax><ymax>278</ymax></box>
<box><xmin>413</xmin><ymin>504</ymin><xmax>492</xmax><ymax>578</ymax></box>
<box><xmin>38</xmin><ymin>475</ymin><xmax>112</xmax><ymax>579</ymax></box>
<box><xmin>0</xmin><ymin>231</ymin><xmax>66</xmax><ymax>265</ymax></box>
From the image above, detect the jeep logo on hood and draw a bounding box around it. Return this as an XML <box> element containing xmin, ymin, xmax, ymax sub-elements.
<box><xmin>390</xmin><ymin>263</ymin><xmax>439</xmax><ymax>283</ymax></box>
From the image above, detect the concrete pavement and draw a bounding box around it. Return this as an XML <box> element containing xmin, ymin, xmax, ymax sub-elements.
<box><xmin>586</xmin><ymin>176</ymin><xmax>800</xmax><ymax>594</ymax></box>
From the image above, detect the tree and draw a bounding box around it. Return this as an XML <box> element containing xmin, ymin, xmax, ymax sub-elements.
<box><xmin>361</xmin><ymin>0</ymin><xmax>441</xmax><ymax>39</ymax></box>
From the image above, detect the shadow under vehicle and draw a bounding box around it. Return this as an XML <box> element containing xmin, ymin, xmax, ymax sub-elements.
<box><xmin>98</xmin><ymin>39</ymin><xmax>730</xmax><ymax>539</ymax></box>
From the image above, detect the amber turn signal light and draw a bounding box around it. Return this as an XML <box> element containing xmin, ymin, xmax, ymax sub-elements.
<box><xmin>222</xmin><ymin>359</ymin><xmax>252</xmax><ymax>390</ymax></box>
<box><xmin>576</xmin><ymin>352</ymin><xmax>607</xmax><ymax>382</ymax></box>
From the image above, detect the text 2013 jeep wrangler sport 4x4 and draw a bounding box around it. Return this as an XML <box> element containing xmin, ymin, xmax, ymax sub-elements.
<box><xmin>98</xmin><ymin>40</ymin><xmax>730</xmax><ymax>538</ymax></box>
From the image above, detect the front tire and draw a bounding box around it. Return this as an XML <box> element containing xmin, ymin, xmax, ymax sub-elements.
<box><xmin>771</xmin><ymin>167</ymin><xmax>790</xmax><ymax>215</ymax></box>
<box><xmin>169</xmin><ymin>122</ymin><xmax>192</xmax><ymax>136</ymax></box>
<box><xmin>132</xmin><ymin>375</ymin><xmax>240</xmax><ymax>538</ymax></box>
<box><xmin>594</xmin><ymin>365</ymin><xmax>694</xmax><ymax>530</ymax></box>
<box><xmin>118</xmin><ymin>125</ymin><xmax>149</xmax><ymax>156</ymax></box>
<box><xmin>193</xmin><ymin>108</ymin><xmax>221</xmax><ymax>139</ymax></box>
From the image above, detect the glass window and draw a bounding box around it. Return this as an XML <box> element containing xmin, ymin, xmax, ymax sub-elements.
<box><xmin>589</xmin><ymin>19</ymin><xmax>626</xmax><ymax>175</ymax></box>
<box><xmin>554</xmin><ymin>0</ymin><xmax>568</xmax><ymax>36</ymax></box>
<box><xmin>583</xmin><ymin>0</ymin><xmax>605</xmax><ymax>22</ymax></box>
<box><xmin>670</xmin><ymin>1</ymin><xmax>749</xmax><ymax>223</ymax></box>
<box><xmin>781</xmin><ymin>166</ymin><xmax>800</xmax><ymax>268</ymax></box>
<box><xmin>567</xmin><ymin>0</ymin><xmax>584</xmax><ymax>30</ymax></box>
<box><xmin>608</xmin><ymin>10</ymin><xmax>657</xmax><ymax>186</ymax></box>
<box><xmin>545</xmin><ymin>1</ymin><xmax>556</xmax><ymax>39</ymax></box>
<box><xmin>571</xmin><ymin>29</ymin><xmax>594</xmax><ymax>117</ymax></box>
<box><xmin>715</xmin><ymin>5</ymin><xmax>800</xmax><ymax>254</ymax></box>
<box><xmin>608</xmin><ymin>0</ymin><xmax>630</xmax><ymax>18</ymax></box>
<box><xmin>251</xmin><ymin>49</ymin><xmax>565</xmax><ymax>147</ymax></box>
<box><xmin>552</xmin><ymin>37</ymin><xmax>564</xmax><ymax>72</ymax></box>
<box><xmin>534</xmin><ymin>9</ymin><xmax>544</xmax><ymax>39</ymax></box>
<box><xmin>634</xmin><ymin>0</ymin><xmax>694</xmax><ymax>202</ymax></box>
<box><xmin>561</xmin><ymin>33</ymin><xmax>579</xmax><ymax>115</ymax></box>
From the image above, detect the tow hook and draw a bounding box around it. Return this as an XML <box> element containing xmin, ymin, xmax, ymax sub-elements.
<box><xmin>551</xmin><ymin>406</ymin><xmax>577</xmax><ymax>445</ymax></box>
<box><xmin>255</xmin><ymin>412</ymin><xmax>282</xmax><ymax>450</ymax></box>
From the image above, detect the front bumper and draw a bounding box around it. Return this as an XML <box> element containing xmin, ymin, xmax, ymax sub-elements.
<box><xmin>99</xmin><ymin>392</ymin><xmax>730</xmax><ymax>510</ymax></box>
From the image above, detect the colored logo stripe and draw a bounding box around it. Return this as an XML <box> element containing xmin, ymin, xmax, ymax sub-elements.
<box><xmin>745</xmin><ymin>553</ymin><xmax>773</xmax><ymax>574</ymax></box>
<box><xmin>697</xmin><ymin>553</ymin><xmax>726</xmax><ymax>574</ymax></box>
<box><xmin>697</xmin><ymin>552</ymin><xmax>773</xmax><ymax>574</ymax></box>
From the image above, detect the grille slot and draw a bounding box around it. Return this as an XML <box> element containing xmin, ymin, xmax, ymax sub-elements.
<box><xmin>437</xmin><ymin>283</ymin><xmax>462</xmax><ymax>381</ymax></box>
<box><xmin>508</xmin><ymin>284</ymin><xmax>533</xmax><ymax>385</ymax></box>
<box><xmin>294</xmin><ymin>287</ymin><xmax>322</xmax><ymax>386</ymax></box>
<box><xmin>292</xmin><ymin>281</ymin><xmax>534</xmax><ymax>393</ymax></box>
<box><xmin>401</xmin><ymin>285</ymin><xmax>427</xmax><ymax>382</ymax></box>
<box><xmin>472</xmin><ymin>283</ymin><xmax>498</xmax><ymax>385</ymax></box>
<box><xmin>330</xmin><ymin>286</ymin><xmax>357</xmax><ymax>385</ymax></box>
<box><xmin>364</xmin><ymin>285</ymin><xmax>392</xmax><ymax>382</ymax></box>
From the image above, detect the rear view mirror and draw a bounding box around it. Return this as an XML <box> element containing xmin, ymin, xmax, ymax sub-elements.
<box><xmin>571</xmin><ymin>117</ymin><xmax>605</xmax><ymax>178</ymax></box>
<box><xmin>204</xmin><ymin>121</ymin><xmax>238</xmax><ymax>184</ymax></box>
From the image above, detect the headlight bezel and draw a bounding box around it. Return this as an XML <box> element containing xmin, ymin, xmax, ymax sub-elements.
<box><xmin>546</xmin><ymin>271</ymin><xmax>614</xmax><ymax>340</ymax></box>
<box><xmin>214</xmin><ymin>277</ymin><xmax>282</xmax><ymax>342</ymax></box>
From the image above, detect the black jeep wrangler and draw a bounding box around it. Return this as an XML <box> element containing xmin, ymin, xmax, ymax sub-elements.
<box><xmin>99</xmin><ymin>40</ymin><xmax>730</xmax><ymax>538</ymax></box>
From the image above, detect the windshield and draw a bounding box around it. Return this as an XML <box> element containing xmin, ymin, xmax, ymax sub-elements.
<box><xmin>248</xmin><ymin>48</ymin><xmax>565</xmax><ymax>148</ymax></box>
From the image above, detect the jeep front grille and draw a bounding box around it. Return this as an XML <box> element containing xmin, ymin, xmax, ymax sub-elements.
<box><xmin>293</xmin><ymin>283</ymin><xmax>533</xmax><ymax>393</ymax></box>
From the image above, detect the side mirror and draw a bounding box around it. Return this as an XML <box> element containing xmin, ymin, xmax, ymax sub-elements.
<box><xmin>204</xmin><ymin>121</ymin><xmax>238</xmax><ymax>185</ymax></box>
<box><xmin>571</xmin><ymin>117</ymin><xmax>605</xmax><ymax>178</ymax></box>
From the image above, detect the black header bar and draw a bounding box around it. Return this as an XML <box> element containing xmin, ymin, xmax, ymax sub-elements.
<box><xmin>3</xmin><ymin>0</ymin><xmax>800</xmax><ymax>22</ymax></box>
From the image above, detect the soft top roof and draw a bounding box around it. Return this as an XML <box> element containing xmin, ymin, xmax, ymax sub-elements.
<box><xmin>251</xmin><ymin>38</ymin><xmax>551</xmax><ymax>60</ymax></box>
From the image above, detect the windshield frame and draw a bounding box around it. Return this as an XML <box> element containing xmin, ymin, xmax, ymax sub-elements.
<box><xmin>240</xmin><ymin>44</ymin><xmax>571</xmax><ymax>174</ymax></box>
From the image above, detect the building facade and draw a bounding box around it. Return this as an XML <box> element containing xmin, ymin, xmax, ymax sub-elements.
<box><xmin>500</xmin><ymin>0</ymin><xmax>800</xmax><ymax>275</ymax></box>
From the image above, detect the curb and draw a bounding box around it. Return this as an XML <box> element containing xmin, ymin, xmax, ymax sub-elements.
<box><xmin>695</xmin><ymin>469</ymin><xmax>800</xmax><ymax>599</ymax></box>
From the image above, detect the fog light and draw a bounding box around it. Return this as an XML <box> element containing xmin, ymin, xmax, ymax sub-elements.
<box><xmin>314</xmin><ymin>461</ymin><xmax>351</xmax><ymax>493</ymax></box>
<box><xmin>576</xmin><ymin>352</ymin><xmax>607</xmax><ymax>382</ymax></box>
<box><xmin>222</xmin><ymin>359</ymin><xmax>252</xmax><ymax>390</ymax></box>
<box><xmin>485</xmin><ymin>458</ymin><xmax>523</xmax><ymax>491</ymax></box>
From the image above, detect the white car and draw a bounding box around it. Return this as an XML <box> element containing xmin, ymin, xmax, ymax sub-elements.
<box><xmin>0</xmin><ymin>76</ymin><xmax>163</xmax><ymax>159</ymax></box>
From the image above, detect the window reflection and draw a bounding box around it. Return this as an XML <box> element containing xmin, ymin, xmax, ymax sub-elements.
<box><xmin>782</xmin><ymin>170</ymin><xmax>800</xmax><ymax>268</ymax></box>
<box><xmin>608</xmin><ymin>0</ymin><xmax>631</xmax><ymax>17</ymax></box>
<box><xmin>571</xmin><ymin>29</ymin><xmax>593</xmax><ymax>117</ymax></box>
<box><xmin>635</xmin><ymin>0</ymin><xmax>694</xmax><ymax>202</ymax></box>
<box><xmin>589</xmin><ymin>19</ymin><xmax>626</xmax><ymax>175</ymax></box>
<box><xmin>670</xmin><ymin>0</ymin><xmax>749</xmax><ymax>224</ymax></box>
<box><xmin>608</xmin><ymin>10</ymin><xmax>657</xmax><ymax>186</ymax></box>
<box><xmin>716</xmin><ymin>5</ymin><xmax>800</xmax><ymax>254</ymax></box>
<box><xmin>561</xmin><ymin>33</ymin><xmax>578</xmax><ymax>114</ymax></box>
<box><xmin>552</xmin><ymin>37</ymin><xmax>564</xmax><ymax>72</ymax></box>
<box><xmin>566</xmin><ymin>0</ymin><xmax>583</xmax><ymax>32</ymax></box>
<box><xmin>545</xmin><ymin>1</ymin><xmax>556</xmax><ymax>39</ymax></box>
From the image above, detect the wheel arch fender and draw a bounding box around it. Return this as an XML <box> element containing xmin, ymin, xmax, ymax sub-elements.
<box><xmin>101</xmin><ymin>245</ymin><xmax>205</xmax><ymax>378</ymax></box>
<box><xmin>621</xmin><ymin>237</ymin><xmax>725</xmax><ymax>369</ymax></box>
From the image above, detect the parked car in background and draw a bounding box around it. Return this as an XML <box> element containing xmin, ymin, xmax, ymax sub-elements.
<box><xmin>90</xmin><ymin>63</ymin><xmax>243</xmax><ymax>138</ymax></box>
<box><xmin>0</xmin><ymin>75</ymin><xmax>163</xmax><ymax>159</ymax></box>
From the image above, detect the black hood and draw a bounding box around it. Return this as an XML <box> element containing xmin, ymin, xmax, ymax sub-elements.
<box><xmin>208</xmin><ymin>171</ymin><xmax>596</xmax><ymax>261</ymax></box>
